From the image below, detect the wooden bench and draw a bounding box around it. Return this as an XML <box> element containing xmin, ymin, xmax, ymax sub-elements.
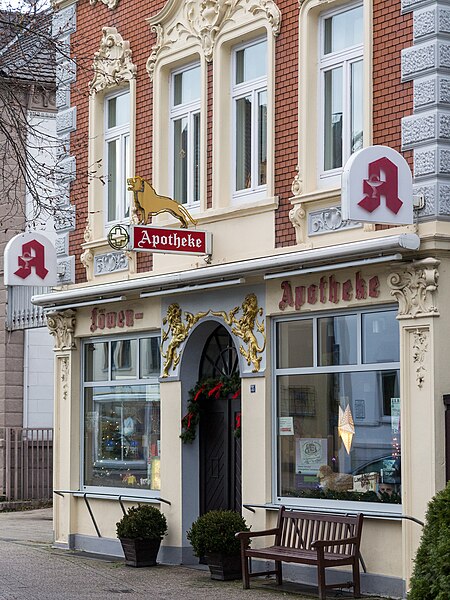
<box><xmin>236</xmin><ymin>507</ymin><xmax>364</xmax><ymax>600</ymax></box>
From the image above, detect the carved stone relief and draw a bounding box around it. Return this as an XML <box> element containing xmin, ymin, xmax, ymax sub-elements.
<box><xmin>387</xmin><ymin>257</ymin><xmax>440</xmax><ymax>318</ymax></box>
<box><xmin>90</xmin><ymin>27</ymin><xmax>137</xmax><ymax>94</ymax></box>
<box><xmin>59</xmin><ymin>356</ymin><xmax>70</xmax><ymax>402</ymax></box>
<box><xmin>47</xmin><ymin>310</ymin><xmax>77</xmax><ymax>351</ymax></box>
<box><xmin>308</xmin><ymin>206</ymin><xmax>362</xmax><ymax>236</ymax></box>
<box><xmin>147</xmin><ymin>0</ymin><xmax>281</xmax><ymax>78</ymax></box>
<box><xmin>412</xmin><ymin>327</ymin><xmax>428</xmax><ymax>388</ymax></box>
<box><xmin>289</xmin><ymin>203</ymin><xmax>306</xmax><ymax>244</ymax></box>
<box><xmin>94</xmin><ymin>251</ymin><xmax>129</xmax><ymax>275</ymax></box>
<box><xmin>90</xmin><ymin>0</ymin><xmax>120</xmax><ymax>9</ymax></box>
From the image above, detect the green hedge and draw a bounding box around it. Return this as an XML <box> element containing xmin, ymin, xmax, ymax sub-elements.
<box><xmin>408</xmin><ymin>481</ymin><xmax>450</xmax><ymax>600</ymax></box>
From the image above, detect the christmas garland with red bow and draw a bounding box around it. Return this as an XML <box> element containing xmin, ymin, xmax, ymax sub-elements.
<box><xmin>180</xmin><ymin>374</ymin><xmax>241</xmax><ymax>443</ymax></box>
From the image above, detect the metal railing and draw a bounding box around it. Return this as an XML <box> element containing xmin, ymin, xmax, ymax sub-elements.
<box><xmin>6</xmin><ymin>286</ymin><xmax>51</xmax><ymax>330</ymax></box>
<box><xmin>1</xmin><ymin>427</ymin><xmax>53</xmax><ymax>501</ymax></box>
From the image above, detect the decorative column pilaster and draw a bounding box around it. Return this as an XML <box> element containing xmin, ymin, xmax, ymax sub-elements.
<box><xmin>401</xmin><ymin>0</ymin><xmax>450</xmax><ymax>221</ymax></box>
<box><xmin>387</xmin><ymin>258</ymin><xmax>440</xmax><ymax>589</ymax></box>
<box><xmin>47</xmin><ymin>309</ymin><xmax>78</xmax><ymax>549</ymax></box>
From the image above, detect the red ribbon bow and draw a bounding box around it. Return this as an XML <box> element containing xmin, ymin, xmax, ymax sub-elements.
<box><xmin>208</xmin><ymin>382</ymin><xmax>224</xmax><ymax>399</ymax></box>
<box><xmin>235</xmin><ymin>412</ymin><xmax>241</xmax><ymax>429</ymax></box>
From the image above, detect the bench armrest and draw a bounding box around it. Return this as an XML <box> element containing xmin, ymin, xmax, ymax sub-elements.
<box><xmin>311</xmin><ymin>536</ymin><xmax>359</xmax><ymax>549</ymax></box>
<box><xmin>235</xmin><ymin>528</ymin><xmax>279</xmax><ymax>540</ymax></box>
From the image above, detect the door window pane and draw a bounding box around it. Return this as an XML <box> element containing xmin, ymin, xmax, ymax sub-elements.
<box><xmin>318</xmin><ymin>314</ymin><xmax>357</xmax><ymax>365</ymax></box>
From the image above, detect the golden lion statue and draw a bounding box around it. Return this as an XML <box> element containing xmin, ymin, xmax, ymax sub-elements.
<box><xmin>127</xmin><ymin>176</ymin><xmax>197</xmax><ymax>229</ymax></box>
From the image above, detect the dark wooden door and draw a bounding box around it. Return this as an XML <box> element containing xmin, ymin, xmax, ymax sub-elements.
<box><xmin>199</xmin><ymin>326</ymin><xmax>241</xmax><ymax>514</ymax></box>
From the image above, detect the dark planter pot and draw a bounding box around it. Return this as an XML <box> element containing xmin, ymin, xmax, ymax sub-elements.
<box><xmin>119</xmin><ymin>537</ymin><xmax>162</xmax><ymax>567</ymax></box>
<box><xmin>205</xmin><ymin>553</ymin><xmax>242</xmax><ymax>581</ymax></box>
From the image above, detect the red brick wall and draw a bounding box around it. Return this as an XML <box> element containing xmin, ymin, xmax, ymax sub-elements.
<box><xmin>274</xmin><ymin>0</ymin><xmax>299</xmax><ymax>248</ymax></box>
<box><xmin>372</xmin><ymin>0</ymin><xmax>413</xmax><ymax>164</ymax></box>
<box><xmin>69</xmin><ymin>0</ymin><xmax>165</xmax><ymax>281</ymax></box>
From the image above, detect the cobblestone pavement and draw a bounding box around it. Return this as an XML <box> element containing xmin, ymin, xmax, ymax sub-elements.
<box><xmin>0</xmin><ymin>509</ymin><xmax>392</xmax><ymax>600</ymax></box>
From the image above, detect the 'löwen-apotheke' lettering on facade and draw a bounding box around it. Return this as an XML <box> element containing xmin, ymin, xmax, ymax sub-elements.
<box><xmin>279</xmin><ymin>272</ymin><xmax>380</xmax><ymax>311</ymax></box>
<box><xmin>90</xmin><ymin>308</ymin><xmax>143</xmax><ymax>333</ymax></box>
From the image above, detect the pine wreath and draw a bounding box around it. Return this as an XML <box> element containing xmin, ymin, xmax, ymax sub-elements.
<box><xmin>180</xmin><ymin>373</ymin><xmax>241</xmax><ymax>443</ymax></box>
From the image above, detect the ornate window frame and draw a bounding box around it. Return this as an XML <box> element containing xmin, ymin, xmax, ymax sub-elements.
<box><xmin>297</xmin><ymin>0</ymin><xmax>372</xmax><ymax>199</ymax></box>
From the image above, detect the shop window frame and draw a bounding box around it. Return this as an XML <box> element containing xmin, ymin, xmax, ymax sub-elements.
<box><xmin>81</xmin><ymin>332</ymin><xmax>161</xmax><ymax>498</ymax></box>
<box><xmin>271</xmin><ymin>305</ymin><xmax>402</xmax><ymax>515</ymax></box>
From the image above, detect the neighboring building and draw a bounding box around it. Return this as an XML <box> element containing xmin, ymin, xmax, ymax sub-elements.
<box><xmin>34</xmin><ymin>0</ymin><xmax>450</xmax><ymax>596</ymax></box>
<box><xmin>0</xmin><ymin>9</ymin><xmax>56</xmax><ymax>499</ymax></box>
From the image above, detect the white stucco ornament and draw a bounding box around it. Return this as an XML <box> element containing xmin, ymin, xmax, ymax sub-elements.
<box><xmin>342</xmin><ymin>145</ymin><xmax>413</xmax><ymax>225</ymax></box>
<box><xmin>90</xmin><ymin>27</ymin><xmax>136</xmax><ymax>93</ymax></box>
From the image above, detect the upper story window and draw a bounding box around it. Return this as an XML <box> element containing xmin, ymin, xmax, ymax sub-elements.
<box><xmin>170</xmin><ymin>63</ymin><xmax>201</xmax><ymax>206</ymax></box>
<box><xmin>105</xmin><ymin>90</ymin><xmax>131</xmax><ymax>224</ymax></box>
<box><xmin>232</xmin><ymin>38</ymin><xmax>267</xmax><ymax>198</ymax></box>
<box><xmin>320</xmin><ymin>4</ymin><xmax>363</xmax><ymax>178</ymax></box>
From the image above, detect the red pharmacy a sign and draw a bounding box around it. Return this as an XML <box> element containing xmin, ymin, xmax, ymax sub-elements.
<box><xmin>131</xmin><ymin>225</ymin><xmax>212</xmax><ymax>256</ymax></box>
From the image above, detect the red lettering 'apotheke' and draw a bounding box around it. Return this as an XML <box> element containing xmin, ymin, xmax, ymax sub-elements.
<box><xmin>279</xmin><ymin>272</ymin><xmax>380</xmax><ymax>312</ymax></box>
<box><xmin>90</xmin><ymin>308</ymin><xmax>139</xmax><ymax>333</ymax></box>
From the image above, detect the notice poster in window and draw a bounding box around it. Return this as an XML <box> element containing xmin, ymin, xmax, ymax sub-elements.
<box><xmin>279</xmin><ymin>417</ymin><xmax>294</xmax><ymax>436</ymax></box>
<box><xmin>391</xmin><ymin>398</ymin><xmax>400</xmax><ymax>434</ymax></box>
<box><xmin>296</xmin><ymin>438</ymin><xmax>328</xmax><ymax>475</ymax></box>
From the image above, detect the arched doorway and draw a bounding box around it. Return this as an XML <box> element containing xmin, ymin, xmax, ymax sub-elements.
<box><xmin>198</xmin><ymin>325</ymin><xmax>241</xmax><ymax>513</ymax></box>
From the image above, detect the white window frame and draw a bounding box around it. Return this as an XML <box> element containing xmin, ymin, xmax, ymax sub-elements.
<box><xmin>318</xmin><ymin>3</ymin><xmax>364</xmax><ymax>186</ymax></box>
<box><xmin>104</xmin><ymin>88</ymin><xmax>131</xmax><ymax>226</ymax></box>
<box><xmin>81</xmin><ymin>333</ymin><xmax>161</xmax><ymax>499</ymax></box>
<box><xmin>272</xmin><ymin>305</ymin><xmax>402</xmax><ymax>516</ymax></box>
<box><xmin>169</xmin><ymin>62</ymin><xmax>201</xmax><ymax>207</ymax></box>
<box><xmin>231</xmin><ymin>37</ymin><xmax>268</xmax><ymax>202</ymax></box>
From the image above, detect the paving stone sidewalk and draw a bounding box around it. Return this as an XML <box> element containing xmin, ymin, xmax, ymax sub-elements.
<box><xmin>0</xmin><ymin>508</ymin><xmax>393</xmax><ymax>600</ymax></box>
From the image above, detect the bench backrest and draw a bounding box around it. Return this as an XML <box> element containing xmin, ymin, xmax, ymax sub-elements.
<box><xmin>275</xmin><ymin>507</ymin><xmax>363</xmax><ymax>555</ymax></box>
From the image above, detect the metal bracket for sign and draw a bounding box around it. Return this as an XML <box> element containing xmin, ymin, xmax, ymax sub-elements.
<box><xmin>413</xmin><ymin>194</ymin><xmax>425</xmax><ymax>210</ymax></box>
<box><xmin>54</xmin><ymin>490</ymin><xmax>171</xmax><ymax>538</ymax></box>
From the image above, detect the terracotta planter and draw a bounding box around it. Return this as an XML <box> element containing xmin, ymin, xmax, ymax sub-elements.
<box><xmin>119</xmin><ymin>537</ymin><xmax>162</xmax><ymax>567</ymax></box>
<box><xmin>205</xmin><ymin>552</ymin><xmax>242</xmax><ymax>580</ymax></box>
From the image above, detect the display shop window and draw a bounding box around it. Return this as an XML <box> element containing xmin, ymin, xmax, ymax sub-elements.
<box><xmin>83</xmin><ymin>335</ymin><xmax>161</xmax><ymax>492</ymax></box>
<box><xmin>275</xmin><ymin>308</ymin><xmax>401</xmax><ymax>505</ymax></box>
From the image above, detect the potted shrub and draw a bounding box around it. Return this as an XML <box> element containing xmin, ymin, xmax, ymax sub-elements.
<box><xmin>187</xmin><ymin>510</ymin><xmax>249</xmax><ymax>580</ymax></box>
<box><xmin>116</xmin><ymin>504</ymin><xmax>168</xmax><ymax>567</ymax></box>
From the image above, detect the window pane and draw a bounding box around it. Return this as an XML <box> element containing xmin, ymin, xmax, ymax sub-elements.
<box><xmin>84</xmin><ymin>384</ymin><xmax>160</xmax><ymax>490</ymax></box>
<box><xmin>174</xmin><ymin>117</ymin><xmax>188</xmax><ymax>203</ymax></box>
<box><xmin>318</xmin><ymin>314</ymin><xmax>357</xmax><ymax>366</ymax></box>
<box><xmin>124</xmin><ymin>135</ymin><xmax>130</xmax><ymax>218</ymax></box>
<box><xmin>324</xmin><ymin>6</ymin><xmax>363</xmax><ymax>55</ymax></box>
<box><xmin>363</xmin><ymin>311</ymin><xmax>400</xmax><ymax>364</ymax></box>
<box><xmin>174</xmin><ymin>65</ymin><xmax>201</xmax><ymax>106</ymax></box>
<box><xmin>107</xmin><ymin>93</ymin><xmax>130</xmax><ymax>129</ymax></box>
<box><xmin>193</xmin><ymin>112</ymin><xmax>200</xmax><ymax>203</ymax></box>
<box><xmin>277</xmin><ymin>372</ymin><xmax>401</xmax><ymax>503</ymax></box>
<box><xmin>235</xmin><ymin>96</ymin><xmax>252</xmax><ymax>190</ymax></box>
<box><xmin>85</xmin><ymin>342</ymin><xmax>109</xmax><ymax>381</ymax></box>
<box><xmin>235</xmin><ymin>40</ymin><xmax>267</xmax><ymax>84</ymax></box>
<box><xmin>277</xmin><ymin>320</ymin><xmax>313</xmax><ymax>369</ymax></box>
<box><xmin>324</xmin><ymin>67</ymin><xmax>343</xmax><ymax>170</ymax></box>
<box><xmin>140</xmin><ymin>338</ymin><xmax>161</xmax><ymax>378</ymax></box>
<box><xmin>258</xmin><ymin>91</ymin><xmax>267</xmax><ymax>186</ymax></box>
<box><xmin>351</xmin><ymin>60</ymin><xmax>363</xmax><ymax>153</ymax></box>
<box><xmin>107</xmin><ymin>139</ymin><xmax>118</xmax><ymax>222</ymax></box>
<box><xmin>111</xmin><ymin>339</ymin><xmax>137</xmax><ymax>380</ymax></box>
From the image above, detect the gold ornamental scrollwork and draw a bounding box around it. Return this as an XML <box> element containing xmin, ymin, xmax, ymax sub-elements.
<box><xmin>46</xmin><ymin>310</ymin><xmax>77</xmax><ymax>351</ymax></box>
<box><xmin>387</xmin><ymin>257</ymin><xmax>440</xmax><ymax>318</ymax></box>
<box><xmin>161</xmin><ymin>305</ymin><xmax>210</xmax><ymax>377</ymax></box>
<box><xmin>161</xmin><ymin>293</ymin><xmax>266</xmax><ymax>377</ymax></box>
<box><xmin>212</xmin><ymin>293</ymin><xmax>266</xmax><ymax>373</ymax></box>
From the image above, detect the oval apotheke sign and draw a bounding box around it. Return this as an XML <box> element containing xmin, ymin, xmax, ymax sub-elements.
<box><xmin>342</xmin><ymin>145</ymin><xmax>413</xmax><ymax>225</ymax></box>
